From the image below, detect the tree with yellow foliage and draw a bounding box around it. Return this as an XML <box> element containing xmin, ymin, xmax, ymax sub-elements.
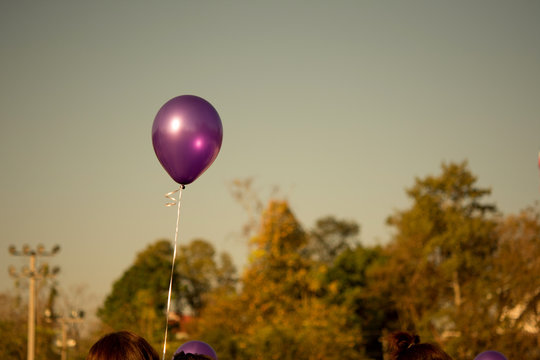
<box><xmin>193</xmin><ymin>200</ymin><xmax>365</xmax><ymax>360</ymax></box>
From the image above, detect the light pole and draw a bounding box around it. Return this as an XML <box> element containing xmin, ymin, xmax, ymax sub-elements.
<box><xmin>45</xmin><ymin>309</ymin><xmax>84</xmax><ymax>360</ymax></box>
<box><xmin>8</xmin><ymin>244</ymin><xmax>60</xmax><ymax>360</ymax></box>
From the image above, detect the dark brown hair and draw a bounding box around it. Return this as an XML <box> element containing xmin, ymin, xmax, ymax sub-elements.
<box><xmin>173</xmin><ymin>351</ymin><xmax>212</xmax><ymax>360</ymax></box>
<box><xmin>86</xmin><ymin>331</ymin><xmax>159</xmax><ymax>360</ymax></box>
<box><xmin>387</xmin><ymin>331</ymin><xmax>453</xmax><ymax>360</ymax></box>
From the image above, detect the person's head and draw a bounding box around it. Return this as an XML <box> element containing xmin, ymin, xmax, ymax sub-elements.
<box><xmin>172</xmin><ymin>351</ymin><xmax>212</xmax><ymax>360</ymax></box>
<box><xmin>86</xmin><ymin>331</ymin><xmax>159</xmax><ymax>360</ymax></box>
<box><xmin>172</xmin><ymin>340</ymin><xmax>217</xmax><ymax>360</ymax></box>
<box><xmin>387</xmin><ymin>331</ymin><xmax>453</xmax><ymax>360</ymax></box>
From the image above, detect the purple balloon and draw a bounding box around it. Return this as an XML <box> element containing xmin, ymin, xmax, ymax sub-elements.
<box><xmin>474</xmin><ymin>350</ymin><xmax>508</xmax><ymax>360</ymax></box>
<box><xmin>173</xmin><ymin>340</ymin><xmax>217</xmax><ymax>360</ymax></box>
<box><xmin>152</xmin><ymin>95</ymin><xmax>223</xmax><ymax>185</ymax></box>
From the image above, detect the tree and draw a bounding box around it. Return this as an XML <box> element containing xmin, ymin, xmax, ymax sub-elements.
<box><xmin>243</xmin><ymin>200</ymin><xmax>311</xmax><ymax>302</ymax></box>
<box><xmin>369</xmin><ymin>162</ymin><xmax>500</xmax><ymax>358</ymax></box>
<box><xmin>0</xmin><ymin>293</ymin><xmax>27</xmax><ymax>360</ymax></box>
<box><xmin>484</xmin><ymin>204</ymin><xmax>540</xmax><ymax>359</ymax></box>
<box><xmin>98</xmin><ymin>240</ymin><xmax>175</xmax><ymax>342</ymax></box>
<box><xmin>324</xmin><ymin>245</ymin><xmax>393</xmax><ymax>359</ymax></box>
<box><xmin>177</xmin><ymin>239</ymin><xmax>237</xmax><ymax>316</ymax></box>
<box><xmin>193</xmin><ymin>200</ymin><xmax>365</xmax><ymax>360</ymax></box>
<box><xmin>97</xmin><ymin>239</ymin><xmax>236</xmax><ymax>345</ymax></box>
<box><xmin>306</xmin><ymin>216</ymin><xmax>360</xmax><ymax>264</ymax></box>
<box><xmin>215</xmin><ymin>252</ymin><xmax>237</xmax><ymax>291</ymax></box>
<box><xmin>193</xmin><ymin>165</ymin><xmax>539</xmax><ymax>360</ymax></box>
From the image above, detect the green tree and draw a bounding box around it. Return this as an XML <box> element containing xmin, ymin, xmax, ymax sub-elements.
<box><xmin>324</xmin><ymin>244</ymin><xmax>393</xmax><ymax>359</ymax></box>
<box><xmin>306</xmin><ymin>216</ymin><xmax>360</xmax><ymax>264</ymax></box>
<box><xmin>369</xmin><ymin>162</ymin><xmax>500</xmax><ymax>359</ymax></box>
<box><xmin>177</xmin><ymin>239</ymin><xmax>237</xmax><ymax>316</ymax></box>
<box><xmin>215</xmin><ymin>252</ymin><xmax>237</xmax><ymax>291</ymax></box>
<box><xmin>98</xmin><ymin>239</ymin><xmax>236</xmax><ymax>345</ymax></box>
<box><xmin>97</xmin><ymin>240</ymin><xmax>175</xmax><ymax>342</ymax></box>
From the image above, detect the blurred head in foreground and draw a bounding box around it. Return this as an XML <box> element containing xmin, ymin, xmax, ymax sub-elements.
<box><xmin>86</xmin><ymin>331</ymin><xmax>159</xmax><ymax>360</ymax></box>
<box><xmin>172</xmin><ymin>340</ymin><xmax>217</xmax><ymax>360</ymax></box>
<box><xmin>173</xmin><ymin>351</ymin><xmax>213</xmax><ymax>360</ymax></box>
<box><xmin>387</xmin><ymin>331</ymin><xmax>453</xmax><ymax>360</ymax></box>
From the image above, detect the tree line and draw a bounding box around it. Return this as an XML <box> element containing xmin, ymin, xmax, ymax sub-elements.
<box><xmin>2</xmin><ymin>161</ymin><xmax>539</xmax><ymax>360</ymax></box>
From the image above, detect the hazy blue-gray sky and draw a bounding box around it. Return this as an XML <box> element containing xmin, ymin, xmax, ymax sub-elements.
<box><xmin>1</xmin><ymin>1</ymin><xmax>539</xmax><ymax>313</ymax></box>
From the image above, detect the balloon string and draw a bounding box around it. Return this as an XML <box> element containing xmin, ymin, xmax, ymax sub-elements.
<box><xmin>162</xmin><ymin>184</ymin><xmax>185</xmax><ymax>360</ymax></box>
<box><xmin>165</xmin><ymin>189</ymin><xmax>180</xmax><ymax>206</ymax></box>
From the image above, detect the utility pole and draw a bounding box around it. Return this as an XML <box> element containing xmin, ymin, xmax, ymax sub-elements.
<box><xmin>45</xmin><ymin>309</ymin><xmax>84</xmax><ymax>360</ymax></box>
<box><xmin>8</xmin><ymin>244</ymin><xmax>60</xmax><ymax>360</ymax></box>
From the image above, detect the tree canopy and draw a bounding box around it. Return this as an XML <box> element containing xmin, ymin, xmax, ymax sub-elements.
<box><xmin>193</xmin><ymin>200</ymin><xmax>365</xmax><ymax>360</ymax></box>
<box><xmin>194</xmin><ymin>163</ymin><xmax>538</xmax><ymax>360</ymax></box>
<box><xmin>97</xmin><ymin>238</ymin><xmax>237</xmax><ymax>345</ymax></box>
<box><xmin>8</xmin><ymin>161</ymin><xmax>536</xmax><ymax>360</ymax></box>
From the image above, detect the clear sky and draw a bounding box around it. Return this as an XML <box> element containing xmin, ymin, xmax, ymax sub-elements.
<box><xmin>1</xmin><ymin>1</ymin><xmax>539</xmax><ymax>314</ymax></box>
